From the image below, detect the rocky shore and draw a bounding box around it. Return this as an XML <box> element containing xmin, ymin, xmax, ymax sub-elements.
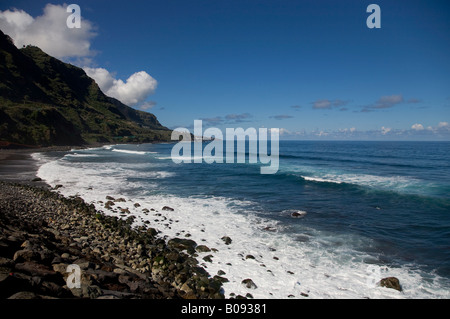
<box><xmin>0</xmin><ymin>181</ymin><xmax>225</xmax><ymax>299</ymax></box>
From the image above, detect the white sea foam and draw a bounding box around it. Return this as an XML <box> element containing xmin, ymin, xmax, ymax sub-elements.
<box><xmin>157</xmin><ymin>156</ymin><xmax>206</xmax><ymax>161</ymax></box>
<box><xmin>287</xmin><ymin>165</ymin><xmax>426</xmax><ymax>194</ymax></box>
<box><xmin>64</xmin><ymin>153</ymin><xmax>100</xmax><ymax>158</ymax></box>
<box><xmin>302</xmin><ymin>176</ymin><xmax>342</xmax><ymax>184</ymax></box>
<box><xmin>34</xmin><ymin>153</ymin><xmax>450</xmax><ymax>299</ymax></box>
<box><xmin>328</xmin><ymin>173</ymin><xmax>414</xmax><ymax>188</ymax></box>
<box><xmin>303</xmin><ymin>173</ymin><xmax>414</xmax><ymax>189</ymax></box>
<box><xmin>112</xmin><ymin>149</ymin><xmax>156</xmax><ymax>155</ymax></box>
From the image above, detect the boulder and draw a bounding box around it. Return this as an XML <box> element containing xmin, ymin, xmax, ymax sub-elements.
<box><xmin>291</xmin><ymin>211</ymin><xmax>307</xmax><ymax>218</ymax></box>
<box><xmin>104</xmin><ymin>201</ymin><xmax>115</xmax><ymax>209</ymax></box>
<box><xmin>180</xmin><ymin>282</ymin><xmax>196</xmax><ymax>299</ymax></box>
<box><xmin>196</xmin><ymin>245</ymin><xmax>211</xmax><ymax>253</ymax></box>
<box><xmin>202</xmin><ymin>255</ymin><xmax>213</xmax><ymax>263</ymax></box>
<box><xmin>379</xmin><ymin>277</ymin><xmax>402</xmax><ymax>291</ymax></box>
<box><xmin>168</xmin><ymin>238</ymin><xmax>197</xmax><ymax>254</ymax></box>
<box><xmin>70</xmin><ymin>284</ymin><xmax>102</xmax><ymax>299</ymax></box>
<box><xmin>8</xmin><ymin>291</ymin><xmax>40</xmax><ymax>299</ymax></box>
<box><xmin>241</xmin><ymin>278</ymin><xmax>257</xmax><ymax>289</ymax></box>
<box><xmin>0</xmin><ymin>257</ymin><xmax>14</xmax><ymax>268</ymax></box>
<box><xmin>213</xmin><ymin>275</ymin><xmax>229</xmax><ymax>283</ymax></box>
<box><xmin>221</xmin><ymin>236</ymin><xmax>232</xmax><ymax>245</ymax></box>
<box><xmin>14</xmin><ymin>262</ymin><xmax>58</xmax><ymax>279</ymax></box>
<box><xmin>146</xmin><ymin>228</ymin><xmax>158</xmax><ymax>237</ymax></box>
<box><xmin>52</xmin><ymin>263</ymin><xmax>69</xmax><ymax>275</ymax></box>
<box><xmin>13</xmin><ymin>250</ymin><xmax>39</xmax><ymax>263</ymax></box>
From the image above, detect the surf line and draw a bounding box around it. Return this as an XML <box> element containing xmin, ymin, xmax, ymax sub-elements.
<box><xmin>171</xmin><ymin>120</ymin><xmax>279</xmax><ymax>174</ymax></box>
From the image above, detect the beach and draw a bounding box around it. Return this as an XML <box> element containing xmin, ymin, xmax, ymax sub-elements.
<box><xmin>2</xmin><ymin>141</ymin><xmax>449</xmax><ymax>299</ymax></box>
<box><xmin>34</xmin><ymin>142</ymin><xmax>450</xmax><ymax>298</ymax></box>
<box><xmin>0</xmin><ymin>148</ymin><xmax>225</xmax><ymax>299</ymax></box>
<box><xmin>0</xmin><ymin>150</ymin><xmax>46</xmax><ymax>186</ymax></box>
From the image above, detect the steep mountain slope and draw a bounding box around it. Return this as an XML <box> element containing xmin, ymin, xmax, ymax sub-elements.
<box><xmin>0</xmin><ymin>29</ymin><xmax>171</xmax><ymax>147</ymax></box>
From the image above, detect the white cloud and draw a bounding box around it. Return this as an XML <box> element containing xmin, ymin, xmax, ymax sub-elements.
<box><xmin>362</xmin><ymin>94</ymin><xmax>405</xmax><ymax>112</ymax></box>
<box><xmin>316</xmin><ymin>131</ymin><xmax>329</xmax><ymax>137</ymax></box>
<box><xmin>225</xmin><ymin>113</ymin><xmax>253</xmax><ymax>121</ymax></box>
<box><xmin>0</xmin><ymin>8</ymin><xmax>33</xmax><ymax>29</ymax></box>
<box><xmin>411</xmin><ymin>123</ymin><xmax>424</xmax><ymax>131</ymax></box>
<box><xmin>381</xmin><ymin>126</ymin><xmax>391</xmax><ymax>135</ymax></box>
<box><xmin>267</xmin><ymin>128</ymin><xmax>290</xmax><ymax>136</ymax></box>
<box><xmin>420</xmin><ymin>122</ymin><xmax>448</xmax><ymax>132</ymax></box>
<box><xmin>0</xmin><ymin>4</ymin><xmax>96</xmax><ymax>59</ymax></box>
<box><xmin>277</xmin><ymin>128</ymin><xmax>290</xmax><ymax>136</ymax></box>
<box><xmin>84</xmin><ymin>67</ymin><xmax>157</xmax><ymax>107</ymax></box>
<box><xmin>375</xmin><ymin>95</ymin><xmax>404</xmax><ymax>109</ymax></box>
<box><xmin>139</xmin><ymin>101</ymin><xmax>157</xmax><ymax>110</ymax></box>
<box><xmin>82</xmin><ymin>67</ymin><xmax>115</xmax><ymax>91</ymax></box>
<box><xmin>1</xmin><ymin>4</ymin><xmax>159</xmax><ymax>108</ymax></box>
<box><xmin>108</xmin><ymin>71</ymin><xmax>157</xmax><ymax>106</ymax></box>
<box><xmin>270</xmin><ymin>115</ymin><xmax>294</xmax><ymax>120</ymax></box>
<box><xmin>311</xmin><ymin>99</ymin><xmax>350</xmax><ymax>110</ymax></box>
<box><xmin>312</xmin><ymin>99</ymin><xmax>332</xmax><ymax>109</ymax></box>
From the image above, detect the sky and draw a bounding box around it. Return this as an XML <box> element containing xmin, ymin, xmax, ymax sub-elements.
<box><xmin>1</xmin><ymin>0</ymin><xmax>449</xmax><ymax>140</ymax></box>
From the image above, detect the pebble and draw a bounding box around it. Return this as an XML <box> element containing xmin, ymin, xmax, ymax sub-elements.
<box><xmin>0</xmin><ymin>181</ymin><xmax>225</xmax><ymax>299</ymax></box>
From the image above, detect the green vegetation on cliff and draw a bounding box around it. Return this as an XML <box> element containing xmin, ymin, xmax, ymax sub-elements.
<box><xmin>0</xmin><ymin>30</ymin><xmax>171</xmax><ymax>147</ymax></box>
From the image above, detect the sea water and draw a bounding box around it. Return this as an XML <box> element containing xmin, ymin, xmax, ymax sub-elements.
<box><xmin>32</xmin><ymin>141</ymin><xmax>450</xmax><ymax>298</ymax></box>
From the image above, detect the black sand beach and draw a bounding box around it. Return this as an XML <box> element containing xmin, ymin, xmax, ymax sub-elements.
<box><xmin>0</xmin><ymin>146</ymin><xmax>81</xmax><ymax>185</ymax></box>
<box><xmin>0</xmin><ymin>150</ymin><xmax>43</xmax><ymax>185</ymax></box>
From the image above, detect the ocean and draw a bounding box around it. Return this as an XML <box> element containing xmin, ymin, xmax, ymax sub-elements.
<box><xmin>33</xmin><ymin>141</ymin><xmax>450</xmax><ymax>298</ymax></box>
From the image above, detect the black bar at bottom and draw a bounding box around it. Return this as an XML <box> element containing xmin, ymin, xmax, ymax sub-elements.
<box><xmin>0</xmin><ymin>298</ymin><xmax>444</xmax><ymax>318</ymax></box>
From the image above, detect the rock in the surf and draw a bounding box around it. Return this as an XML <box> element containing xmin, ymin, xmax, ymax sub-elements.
<box><xmin>241</xmin><ymin>278</ymin><xmax>257</xmax><ymax>289</ymax></box>
<box><xmin>378</xmin><ymin>277</ymin><xmax>402</xmax><ymax>291</ymax></box>
<box><xmin>291</xmin><ymin>211</ymin><xmax>307</xmax><ymax>218</ymax></box>
<box><xmin>221</xmin><ymin>236</ymin><xmax>232</xmax><ymax>245</ymax></box>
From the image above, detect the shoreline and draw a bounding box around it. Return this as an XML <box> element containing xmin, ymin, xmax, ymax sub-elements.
<box><xmin>0</xmin><ymin>149</ymin><xmax>48</xmax><ymax>187</ymax></box>
<box><xmin>0</xmin><ymin>146</ymin><xmax>226</xmax><ymax>299</ymax></box>
<box><xmin>0</xmin><ymin>145</ymin><xmax>102</xmax><ymax>186</ymax></box>
<box><xmin>1</xmin><ymin>144</ymin><xmax>433</xmax><ymax>299</ymax></box>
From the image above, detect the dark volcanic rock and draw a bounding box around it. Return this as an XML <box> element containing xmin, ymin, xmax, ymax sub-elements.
<box><xmin>0</xmin><ymin>30</ymin><xmax>172</xmax><ymax>147</ymax></box>
<box><xmin>221</xmin><ymin>236</ymin><xmax>232</xmax><ymax>245</ymax></box>
<box><xmin>0</xmin><ymin>181</ymin><xmax>224</xmax><ymax>299</ymax></box>
<box><xmin>379</xmin><ymin>277</ymin><xmax>402</xmax><ymax>292</ymax></box>
<box><xmin>168</xmin><ymin>238</ymin><xmax>197</xmax><ymax>254</ymax></box>
<box><xmin>291</xmin><ymin>211</ymin><xmax>307</xmax><ymax>218</ymax></box>
<box><xmin>196</xmin><ymin>245</ymin><xmax>211</xmax><ymax>253</ymax></box>
<box><xmin>241</xmin><ymin>278</ymin><xmax>257</xmax><ymax>289</ymax></box>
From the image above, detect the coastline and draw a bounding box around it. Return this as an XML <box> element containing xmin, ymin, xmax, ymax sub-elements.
<box><xmin>0</xmin><ymin>147</ymin><xmax>225</xmax><ymax>299</ymax></box>
<box><xmin>0</xmin><ymin>145</ymin><xmax>96</xmax><ymax>186</ymax></box>
<box><xmin>2</xmin><ymin>143</ymin><xmax>441</xmax><ymax>299</ymax></box>
<box><xmin>0</xmin><ymin>149</ymin><xmax>48</xmax><ymax>187</ymax></box>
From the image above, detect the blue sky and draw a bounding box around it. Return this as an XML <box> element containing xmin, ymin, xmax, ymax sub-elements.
<box><xmin>1</xmin><ymin>0</ymin><xmax>449</xmax><ymax>140</ymax></box>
